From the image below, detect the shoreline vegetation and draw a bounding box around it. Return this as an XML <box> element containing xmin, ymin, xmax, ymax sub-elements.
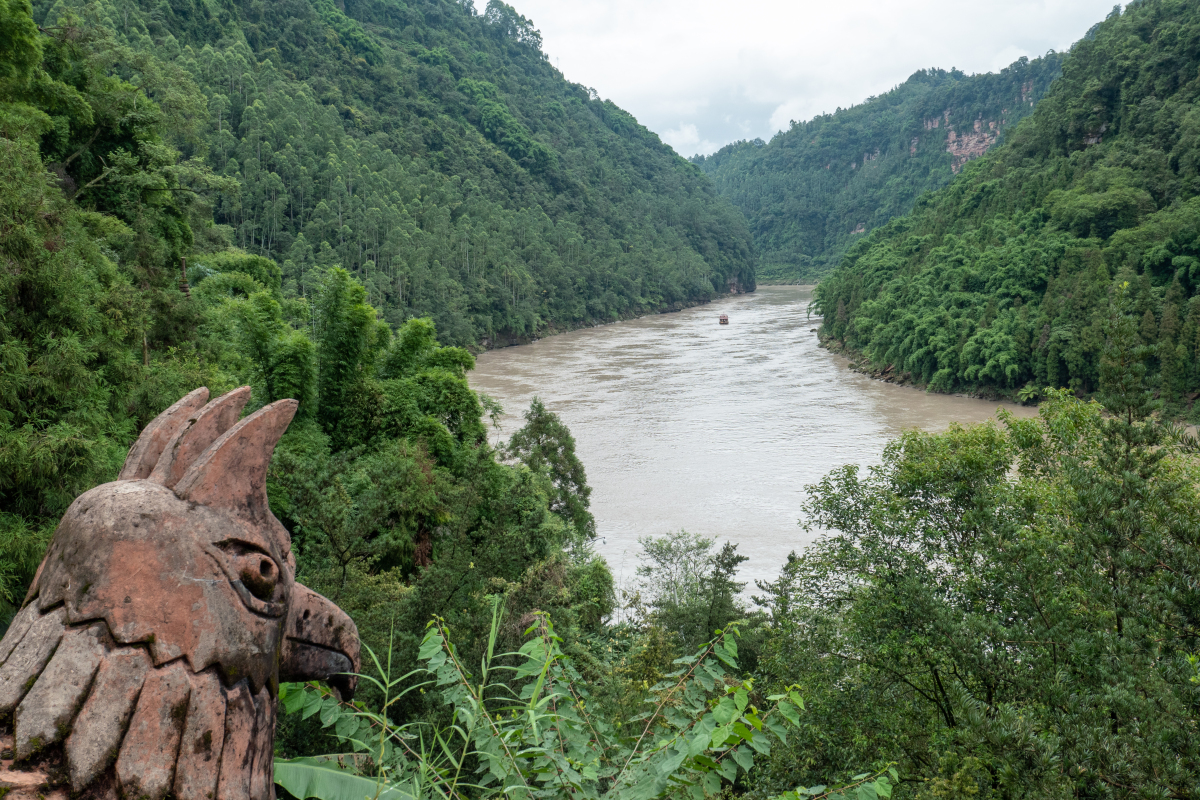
<box><xmin>813</xmin><ymin>1</ymin><xmax>1200</xmax><ymax>423</ymax></box>
<box><xmin>475</xmin><ymin>287</ymin><xmax>750</xmax><ymax>350</ymax></box>
<box><xmin>7</xmin><ymin>0</ymin><xmax>1200</xmax><ymax>796</ymax></box>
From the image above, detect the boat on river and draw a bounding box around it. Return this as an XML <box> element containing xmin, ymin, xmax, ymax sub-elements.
<box><xmin>719</xmin><ymin>314</ymin><xmax>729</xmax><ymax>325</ymax></box>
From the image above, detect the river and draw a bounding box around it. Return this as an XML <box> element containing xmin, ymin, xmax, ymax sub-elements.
<box><xmin>469</xmin><ymin>285</ymin><xmax>1037</xmax><ymax>592</ymax></box>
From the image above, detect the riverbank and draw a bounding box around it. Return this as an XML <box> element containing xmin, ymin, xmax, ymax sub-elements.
<box><xmin>819</xmin><ymin>333</ymin><xmax>1030</xmax><ymax>403</ymax></box>
<box><xmin>476</xmin><ymin>289</ymin><xmax>752</xmax><ymax>351</ymax></box>
<box><xmin>470</xmin><ymin>285</ymin><xmax>1039</xmax><ymax>590</ymax></box>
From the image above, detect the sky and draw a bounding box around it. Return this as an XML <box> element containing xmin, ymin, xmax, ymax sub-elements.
<box><xmin>506</xmin><ymin>0</ymin><xmax>1122</xmax><ymax>157</ymax></box>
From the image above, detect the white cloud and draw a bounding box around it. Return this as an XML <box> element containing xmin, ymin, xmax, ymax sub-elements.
<box><xmin>511</xmin><ymin>0</ymin><xmax>1121</xmax><ymax>155</ymax></box>
<box><xmin>660</xmin><ymin>122</ymin><xmax>726</xmax><ymax>156</ymax></box>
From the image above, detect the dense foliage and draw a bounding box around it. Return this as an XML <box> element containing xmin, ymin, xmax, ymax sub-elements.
<box><xmin>694</xmin><ymin>58</ymin><xmax>1060</xmax><ymax>282</ymax></box>
<box><xmin>0</xmin><ymin>0</ymin><xmax>227</xmax><ymax>610</ymax></box>
<box><xmin>266</xmin><ymin>297</ymin><xmax>1200</xmax><ymax>800</ymax></box>
<box><xmin>749</xmin><ymin>300</ymin><xmax>1200</xmax><ymax>799</ymax></box>
<box><xmin>274</xmin><ymin>609</ymin><xmax>895</xmax><ymax>800</ymax></box>
<box><xmin>13</xmin><ymin>0</ymin><xmax>1200</xmax><ymax>798</ymax></box>
<box><xmin>815</xmin><ymin>0</ymin><xmax>1200</xmax><ymax>410</ymax></box>
<box><xmin>0</xmin><ymin>0</ymin><xmax>614</xmax><ymax>717</ymax></box>
<box><xmin>32</xmin><ymin>0</ymin><xmax>755</xmax><ymax>346</ymax></box>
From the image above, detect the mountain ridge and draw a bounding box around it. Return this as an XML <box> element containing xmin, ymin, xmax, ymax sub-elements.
<box><xmin>30</xmin><ymin>0</ymin><xmax>757</xmax><ymax>347</ymax></box>
<box><xmin>694</xmin><ymin>57</ymin><xmax>1062</xmax><ymax>282</ymax></box>
<box><xmin>814</xmin><ymin>0</ymin><xmax>1200</xmax><ymax>414</ymax></box>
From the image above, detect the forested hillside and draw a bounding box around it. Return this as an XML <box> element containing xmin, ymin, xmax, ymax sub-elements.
<box><xmin>816</xmin><ymin>0</ymin><xmax>1200</xmax><ymax>414</ymax></box>
<box><xmin>0</xmin><ymin>0</ymin><xmax>614</xmax><ymax>672</ymax></box>
<box><xmin>30</xmin><ymin>0</ymin><xmax>755</xmax><ymax>347</ymax></box>
<box><xmin>694</xmin><ymin>58</ymin><xmax>1061</xmax><ymax>282</ymax></box>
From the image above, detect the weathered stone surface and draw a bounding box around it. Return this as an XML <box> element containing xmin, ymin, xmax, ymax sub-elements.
<box><xmin>173</xmin><ymin>668</ymin><xmax>226</xmax><ymax>800</ymax></box>
<box><xmin>249</xmin><ymin>685</ymin><xmax>276</xmax><ymax>800</ymax></box>
<box><xmin>175</xmin><ymin>399</ymin><xmax>299</xmax><ymax>526</ymax></box>
<box><xmin>0</xmin><ymin>388</ymin><xmax>361</xmax><ymax>798</ymax></box>
<box><xmin>0</xmin><ymin>606</ymin><xmax>66</xmax><ymax>713</ymax></box>
<box><xmin>115</xmin><ymin>659</ymin><xmax>191</xmax><ymax>800</ymax></box>
<box><xmin>0</xmin><ymin>733</ymin><xmax>68</xmax><ymax>800</ymax></box>
<box><xmin>118</xmin><ymin>387</ymin><xmax>210</xmax><ymax>481</ymax></box>
<box><xmin>66</xmin><ymin>647</ymin><xmax>152</xmax><ymax>790</ymax></box>
<box><xmin>149</xmin><ymin>386</ymin><xmax>250</xmax><ymax>489</ymax></box>
<box><xmin>217</xmin><ymin>681</ymin><xmax>256</xmax><ymax>800</ymax></box>
<box><xmin>282</xmin><ymin>583</ymin><xmax>360</xmax><ymax>698</ymax></box>
<box><xmin>0</xmin><ymin>600</ymin><xmax>38</xmax><ymax>665</ymax></box>
<box><xmin>14</xmin><ymin>622</ymin><xmax>108</xmax><ymax>759</ymax></box>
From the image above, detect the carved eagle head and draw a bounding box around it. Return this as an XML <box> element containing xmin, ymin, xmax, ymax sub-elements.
<box><xmin>0</xmin><ymin>388</ymin><xmax>360</xmax><ymax>800</ymax></box>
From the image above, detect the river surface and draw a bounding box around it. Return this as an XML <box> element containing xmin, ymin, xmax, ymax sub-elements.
<box><xmin>469</xmin><ymin>285</ymin><xmax>1037</xmax><ymax>592</ymax></box>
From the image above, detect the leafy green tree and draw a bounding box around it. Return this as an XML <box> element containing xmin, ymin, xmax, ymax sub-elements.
<box><xmin>754</xmin><ymin>291</ymin><xmax>1200</xmax><ymax>798</ymax></box>
<box><xmin>813</xmin><ymin>1</ymin><xmax>1200</xmax><ymax>409</ymax></box>
<box><xmin>32</xmin><ymin>0</ymin><xmax>756</xmax><ymax>348</ymax></box>
<box><xmin>0</xmin><ymin>3</ymin><xmax>234</xmax><ymax>627</ymax></box>
<box><xmin>275</xmin><ymin>610</ymin><xmax>896</xmax><ymax>800</ymax></box>
<box><xmin>506</xmin><ymin>397</ymin><xmax>595</xmax><ymax>543</ymax></box>
<box><xmin>634</xmin><ymin>530</ymin><xmax>754</xmax><ymax>655</ymax></box>
<box><xmin>316</xmin><ymin>267</ymin><xmax>389</xmax><ymax>449</ymax></box>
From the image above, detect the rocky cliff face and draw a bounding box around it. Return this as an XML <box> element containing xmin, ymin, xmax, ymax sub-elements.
<box><xmin>923</xmin><ymin>110</ymin><xmax>1005</xmax><ymax>172</ymax></box>
<box><xmin>946</xmin><ymin>116</ymin><xmax>999</xmax><ymax>172</ymax></box>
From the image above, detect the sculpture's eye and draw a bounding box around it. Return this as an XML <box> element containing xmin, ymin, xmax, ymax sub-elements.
<box><xmin>242</xmin><ymin>557</ymin><xmax>279</xmax><ymax>601</ymax></box>
<box><xmin>215</xmin><ymin>541</ymin><xmax>280</xmax><ymax>602</ymax></box>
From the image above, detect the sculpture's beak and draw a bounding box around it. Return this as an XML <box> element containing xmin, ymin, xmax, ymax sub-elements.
<box><xmin>280</xmin><ymin>583</ymin><xmax>361</xmax><ymax>700</ymax></box>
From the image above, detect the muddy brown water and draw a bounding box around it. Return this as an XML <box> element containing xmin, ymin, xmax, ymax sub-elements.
<box><xmin>469</xmin><ymin>285</ymin><xmax>1038</xmax><ymax>591</ymax></box>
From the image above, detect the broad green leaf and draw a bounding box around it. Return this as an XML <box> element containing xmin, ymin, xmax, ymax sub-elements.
<box><xmin>709</xmin><ymin>725</ymin><xmax>732</xmax><ymax>748</ymax></box>
<box><xmin>273</xmin><ymin>758</ymin><xmax>411</xmax><ymax>800</ymax></box>
<box><xmin>657</xmin><ymin>747</ymin><xmax>687</xmax><ymax>777</ymax></box>
<box><xmin>777</xmin><ymin>701</ymin><xmax>801</xmax><ymax>727</ymax></box>
<box><xmin>319</xmin><ymin>698</ymin><xmax>340</xmax><ymax>727</ymax></box>
<box><xmin>626</xmin><ymin>775</ymin><xmax>667</xmax><ymax>800</ymax></box>
<box><xmin>746</xmin><ymin>732</ymin><xmax>771</xmax><ymax>755</ymax></box>
<box><xmin>730</xmin><ymin>746</ymin><xmax>753</xmax><ymax>772</ymax></box>
<box><xmin>333</xmin><ymin>713</ymin><xmax>357</xmax><ymax>739</ymax></box>
<box><xmin>713</xmin><ymin>698</ymin><xmax>737</xmax><ymax>725</ymax></box>
<box><xmin>713</xmin><ymin>647</ymin><xmax>738</xmax><ymax>669</ymax></box>
<box><xmin>302</xmin><ymin>692</ymin><xmax>325</xmax><ymax>720</ymax></box>
<box><xmin>282</xmin><ymin>684</ymin><xmax>308</xmax><ymax>715</ymax></box>
<box><xmin>418</xmin><ymin>632</ymin><xmax>443</xmax><ymax>661</ymax></box>
<box><xmin>857</xmin><ymin>782</ymin><xmax>879</xmax><ymax>800</ymax></box>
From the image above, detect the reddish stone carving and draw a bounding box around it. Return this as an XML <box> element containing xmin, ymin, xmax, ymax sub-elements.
<box><xmin>0</xmin><ymin>388</ymin><xmax>360</xmax><ymax>799</ymax></box>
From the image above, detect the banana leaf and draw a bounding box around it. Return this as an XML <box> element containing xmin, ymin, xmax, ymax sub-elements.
<box><xmin>274</xmin><ymin>757</ymin><xmax>414</xmax><ymax>800</ymax></box>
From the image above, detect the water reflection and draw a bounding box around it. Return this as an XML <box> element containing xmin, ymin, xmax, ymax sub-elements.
<box><xmin>469</xmin><ymin>286</ymin><xmax>1038</xmax><ymax>589</ymax></box>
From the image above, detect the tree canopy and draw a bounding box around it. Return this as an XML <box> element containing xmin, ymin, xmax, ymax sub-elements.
<box><xmin>28</xmin><ymin>0</ymin><xmax>755</xmax><ymax>349</ymax></box>
<box><xmin>694</xmin><ymin>57</ymin><xmax>1061</xmax><ymax>282</ymax></box>
<box><xmin>815</xmin><ymin>0</ymin><xmax>1200</xmax><ymax>413</ymax></box>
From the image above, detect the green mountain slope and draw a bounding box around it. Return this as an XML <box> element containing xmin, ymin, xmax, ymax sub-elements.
<box><xmin>31</xmin><ymin>0</ymin><xmax>755</xmax><ymax>346</ymax></box>
<box><xmin>0</xmin><ymin>0</ymin><xmax>613</xmax><ymax>679</ymax></box>
<box><xmin>815</xmin><ymin>0</ymin><xmax>1200</xmax><ymax>410</ymax></box>
<box><xmin>694</xmin><ymin>58</ymin><xmax>1061</xmax><ymax>282</ymax></box>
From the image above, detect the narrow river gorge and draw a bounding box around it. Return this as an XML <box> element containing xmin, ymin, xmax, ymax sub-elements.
<box><xmin>470</xmin><ymin>285</ymin><xmax>1037</xmax><ymax>590</ymax></box>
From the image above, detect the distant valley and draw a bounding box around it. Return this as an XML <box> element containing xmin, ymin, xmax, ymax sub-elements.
<box><xmin>694</xmin><ymin>56</ymin><xmax>1061</xmax><ymax>282</ymax></box>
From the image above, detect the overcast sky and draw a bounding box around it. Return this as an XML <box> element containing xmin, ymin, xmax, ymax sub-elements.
<box><xmin>507</xmin><ymin>0</ymin><xmax>1121</xmax><ymax>156</ymax></box>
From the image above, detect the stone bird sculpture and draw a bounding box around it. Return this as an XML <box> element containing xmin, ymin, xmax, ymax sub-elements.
<box><xmin>0</xmin><ymin>387</ymin><xmax>360</xmax><ymax>800</ymax></box>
